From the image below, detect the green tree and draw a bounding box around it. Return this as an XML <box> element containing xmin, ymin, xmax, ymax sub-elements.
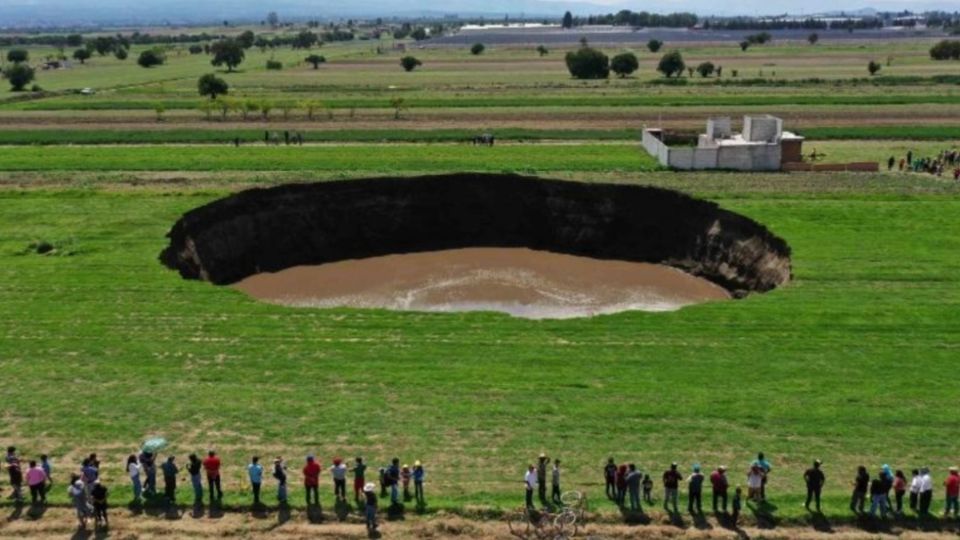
<box><xmin>72</xmin><ymin>48</ymin><xmax>91</xmax><ymax>64</ymax></box>
<box><xmin>400</xmin><ymin>56</ymin><xmax>422</xmax><ymax>72</ymax></box>
<box><xmin>238</xmin><ymin>30</ymin><xmax>256</xmax><ymax>49</ymax></box>
<box><xmin>562</xmin><ymin>11</ymin><xmax>574</xmax><ymax>29</ymax></box>
<box><xmin>305</xmin><ymin>54</ymin><xmax>326</xmax><ymax>69</ymax></box>
<box><xmin>867</xmin><ymin>60</ymin><xmax>882</xmax><ymax>76</ymax></box>
<box><xmin>197</xmin><ymin>73</ymin><xmax>229</xmax><ymax>99</ymax></box>
<box><xmin>807</xmin><ymin>32</ymin><xmax>819</xmax><ymax>45</ymax></box>
<box><xmin>739</xmin><ymin>40</ymin><xmax>751</xmax><ymax>52</ymax></box>
<box><xmin>137</xmin><ymin>49</ymin><xmax>165</xmax><ymax>68</ymax></box>
<box><xmin>657</xmin><ymin>50</ymin><xmax>685</xmax><ymax>78</ymax></box>
<box><xmin>471</xmin><ymin>43</ymin><xmax>485</xmax><ymax>55</ymax></box>
<box><xmin>7</xmin><ymin>49</ymin><xmax>28</xmax><ymax>63</ymax></box>
<box><xmin>390</xmin><ymin>97</ymin><xmax>406</xmax><ymax>120</ymax></box>
<box><xmin>66</xmin><ymin>34</ymin><xmax>84</xmax><ymax>47</ymax></box>
<box><xmin>292</xmin><ymin>30</ymin><xmax>318</xmax><ymax>49</ymax></box>
<box><xmin>211</xmin><ymin>40</ymin><xmax>245</xmax><ymax>72</ymax></box>
<box><xmin>610</xmin><ymin>52</ymin><xmax>639</xmax><ymax>78</ymax></box>
<box><xmin>696</xmin><ymin>61</ymin><xmax>715</xmax><ymax>77</ymax></box>
<box><xmin>4</xmin><ymin>63</ymin><xmax>35</xmax><ymax>91</ymax></box>
<box><xmin>411</xmin><ymin>27</ymin><xmax>429</xmax><ymax>41</ymax></box>
<box><xmin>188</xmin><ymin>44</ymin><xmax>204</xmax><ymax>55</ymax></box>
<box><xmin>114</xmin><ymin>48</ymin><xmax>128</xmax><ymax>60</ymax></box>
<box><xmin>564</xmin><ymin>47</ymin><xmax>609</xmax><ymax>79</ymax></box>
<box><xmin>647</xmin><ymin>39</ymin><xmax>663</xmax><ymax>53</ymax></box>
<box><xmin>536</xmin><ymin>45</ymin><xmax>549</xmax><ymax>56</ymax></box>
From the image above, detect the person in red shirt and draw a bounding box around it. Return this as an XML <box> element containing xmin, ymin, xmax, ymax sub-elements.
<box><xmin>945</xmin><ymin>467</ymin><xmax>960</xmax><ymax>517</ymax></box>
<box><xmin>303</xmin><ymin>455</ymin><xmax>321</xmax><ymax>506</ymax></box>
<box><xmin>710</xmin><ymin>466</ymin><xmax>729</xmax><ymax>514</ymax></box>
<box><xmin>202</xmin><ymin>450</ymin><xmax>222</xmax><ymax>503</ymax></box>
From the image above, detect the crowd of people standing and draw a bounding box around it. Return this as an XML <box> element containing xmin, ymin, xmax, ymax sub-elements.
<box><xmin>887</xmin><ymin>148</ymin><xmax>960</xmax><ymax>180</ymax></box>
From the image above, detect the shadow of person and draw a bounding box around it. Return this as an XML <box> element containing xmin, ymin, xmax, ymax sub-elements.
<box><xmin>164</xmin><ymin>505</ymin><xmax>183</xmax><ymax>520</ymax></box>
<box><xmin>306</xmin><ymin>503</ymin><xmax>324</xmax><ymax>524</ymax></box>
<box><xmin>415</xmin><ymin>499</ymin><xmax>427</xmax><ymax>514</ymax></box>
<box><xmin>747</xmin><ymin>499</ymin><xmax>779</xmax><ymax>529</ymax></box>
<box><xmin>618</xmin><ymin>507</ymin><xmax>650</xmax><ymax>525</ymax></box>
<box><xmin>6</xmin><ymin>501</ymin><xmax>24</xmax><ymax>522</ymax></box>
<box><xmin>190</xmin><ymin>503</ymin><xmax>205</xmax><ymax>519</ymax></box>
<box><xmin>691</xmin><ymin>511</ymin><xmax>712</xmax><ymax>530</ymax></box>
<box><xmin>386</xmin><ymin>502</ymin><xmax>405</xmax><ymax>521</ymax></box>
<box><xmin>26</xmin><ymin>503</ymin><xmax>47</xmax><ymax>520</ymax></box>
<box><xmin>207</xmin><ymin>503</ymin><xmax>224</xmax><ymax>520</ymax></box>
<box><xmin>69</xmin><ymin>526</ymin><xmax>92</xmax><ymax>540</ymax></box>
<box><xmin>334</xmin><ymin>499</ymin><xmax>352</xmax><ymax>521</ymax></box>
<box><xmin>667</xmin><ymin>510</ymin><xmax>686</xmax><ymax>528</ymax></box>
<box><xmin>808</xmin><ymin>510</ymin><xmax>833</xmax><ymax>533</ymax></box>
<box><xmin>251</xmin><ymin>502</ymin><xmax>270</xmax><ymax>520</ymax></box>
<box><xmin>367</xmin><ymin>528</ymin><xmax>382</xmax><ymax>539</ymax></box>
<box><xmin>277</xmin><ymin>503</ymin><xmax>291</xmax><ymax>525</ymax></box>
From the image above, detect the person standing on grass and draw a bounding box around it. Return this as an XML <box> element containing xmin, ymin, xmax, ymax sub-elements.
<box><xmin>330</xmin><ymin>457</ymin><xmax>347</xmax><ymax>502</ymax></box>
<box><xmin>351</xmin><ymin>457</ymin><xmax>367</xmax><ymax>503</ymax></box>
<box><xmin>752</xmin><ymin>452</ymin><xmax>772</xmax><ymax>500</ymax></box>
<box><xmin>625</xmin><ymin>463</ymin><xmax>642</xmax><ymax>512</ymax></box>
<box><xmin>413</xmin><ymin>460</ymin><xmax>426</xmax><ymax>504</ymax></box>
<box><xmin>81</xmin><ymin>457</ymin><xmax>99</xmax><ymax>496</ymax></box>
<box><xmin>187</xmin><ymin>454</ymin><xmax>203</xmax><ymax>505</ymax></box>
<box><xmin>387</xmin><ymin>458</ymin><xmax>401</xmax><ymax>505</ymax></box>
<box><xmin>274</xmin><ymin>457</ymin><xmax>288</xmax><ymax>505</ymax></box>
<box><xmin>909</xmin><ymin>468</ymin><xmax>922</xmax><ymax>512</ymax></box>
<box><xmin>69</xmin><ymin>475</ymin><xmax>90</xmax><ymax>530</ymax></box>
<box><xmin>161</xmin><ymin>456</ymin><xmax>178</xmax><ymax>504</ymax></box>
<box><xmin>378</xmin><ymin>466</ymin><xmax>388</xmax><ymax>498</ymax></box>
<box><xmin>127</xmin><ymin>455</ymin><xmax>142</xmax><ymax>503</ymax></box>
<box><xmin>401</xmin><ymin>463</ymin><xmax>412</xmax><ymax>501</ymax></box>
<box><xmin>6</xmin><ymin>446</ymin><xmax>25</xmax><ymax>503</ymax></box>
<box><xmin>615</xmin><ymin>464</ymin><xmax>628</xmax><ymax>506</ymax></box>
<box><xmin>303</xmin><ymin>455</ymin><xmax>321</xmax><ymax>506</ymax></box>
<box><xmin>881</xmin><ymin>464</ymin><xmax>894</xmax><ymax>509</ymax></box>
<box><xmin>688</xmin><ymin>464</ymin><xmax>704</xmax><ymax>515</ymax></box>
<box><xmin>746</xmin><ymin>464</ymin><xmax>764</xmax><ymax>502</ymax></box>
<box><xmin>893</xmin><ymin>470</ymin><xmax>907</xmax><ymax>515</ymax></box>
<box><xmin>40</xmin><ymin>454</ymin><xmax>52</xmax><ymax>497</ymax></box>
<box><xmin>803</xmin><ymin>460</ymin><xmax>825</xmax><ymax>512</ymax></box>
<box><xmin>869</xmin><ymin>471</ymin><xmax>889</xmax><ymax>518</ymax></box>
<box><xmin>919</xmin><ymin>467</ymin><xmax>933</xmax><ymax>515</ymax></box>
<box><xmin>850</xmin><ymin>465</ymin><xmax>869</xmax><ymax>514</ymax></box>
<box><xmin>25</xmin><ymin>460</ymin><xmax>47</xmax><ymax>504</ymax></box>
<box><xmin>662</xmin><ymin>462</ymin><xmax>682</xmax><ymax>514</ymax></box>
<box><xmin>604</xmin><ymin>457</ymin><xmax>617</xmax><ymax>500</ymax></box>
<box><xmin>537</xmin><ymin>454</ymin><xmax>549</xmax><ymax>505</ymax></box>
<box><xmin>944</xmin><ymin>467</ymin><xmax>959</xmax><ymax>518</ymax></box>
<box><xmin>642</xmin><ymin>474</ymin><xmax>654</xmax><ymax>505</ymax></box>
<box><xmin>551</xmin><ymin>459</ymin><xmax>562</xmax><ymax>506</ymax></box>
<box><xmin>203</xmin><ymin>450</ymin><xmax>222</xmax><ymax>503</ymax></box>
<box><xmin>364</xmin><ymin>482</ymin><xmax>378</xmax><ymax>533</ymax></box>
<box><xmin>731</xmin><ymin>486</ymin><xmax>742</xmax><ymax>523</ymax></box>
<box><xmin>711</xmin><ymin>466</ymin><xmax>729</xmax><ymax>514</ymax></box>
<box><xmin>139</xmin><ymin>451</ymin><xmax>156</xmax><ymax>496</ymax></box>
<box><xmin>91</xmin><ymin>479</ymin><xmax>108</xmax><ymax>529</ymax></box>
<box><xmin>524</xmin><ymin>464</ymin><xmax>537</xmax><ymax>509</ymax></box>
<box><xmin>248</xmin><ymin>456</ymin><xmax>263</xmax><ymax>506</ymax></box>
<box><xmin>888</xmin><ymin>156</ymin><xmax>896</xmax><ymax>170</ymax></box>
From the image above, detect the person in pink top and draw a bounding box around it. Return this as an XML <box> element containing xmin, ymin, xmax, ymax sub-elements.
<box><xmin>25</xmin><ymin>460</ymin><xmax>48</xmax><ymax>504</ymax></box>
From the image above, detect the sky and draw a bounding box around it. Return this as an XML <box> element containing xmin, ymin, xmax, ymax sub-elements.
<box><xmin>0</xmin><ymin>0</ymin><xmax>953</xmax><ymax>27</ymax></box>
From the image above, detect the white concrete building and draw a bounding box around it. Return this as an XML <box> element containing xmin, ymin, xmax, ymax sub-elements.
<box><xmin>642</xmin><ymin>115</ymin><xmax>804</xmax><ymax>171</ymax></box>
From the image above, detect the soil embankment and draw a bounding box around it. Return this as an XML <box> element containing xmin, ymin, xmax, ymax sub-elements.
<box><xmin>161</xmin><ymin>174</ymin><xmax>792</xmax><ymax>298</ymax></box>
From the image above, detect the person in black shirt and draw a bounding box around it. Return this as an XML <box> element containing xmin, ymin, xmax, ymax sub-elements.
<box><xmin>604</xmin><ymin>458</ymin><xmax>617</xmax><ymax>500</ymax></box>
<box><xmin>850</xmin><ymin>466</ymin><xmax>869</xmax><ymax>514</ymax></box>
<box><xmin>91</xmin><ymin>480</ymin><xmax>108</xmax><ymax>529</ymax></box>
<box><xmin>803</xmin><ymin>460</ymin><xmax>825</xmax><ymax>512</ymax></box>
<box><xmin>869</xmin><ymin>473</ymin><xmax>889</xmax><ymax>518</ymax></box>
<box><xmin>274</xmin><ymin>457</ymin><xmax>288</xmax><ymax>505</ymax></box>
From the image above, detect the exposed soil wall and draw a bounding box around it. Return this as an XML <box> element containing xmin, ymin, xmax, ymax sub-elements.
<box><xmin>160</xmin><ymin>174</ymin><xmax>792</xmax><ymax>297</ymax></box>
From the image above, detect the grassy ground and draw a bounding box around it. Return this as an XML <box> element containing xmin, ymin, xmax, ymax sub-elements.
<box><xmin>2</xmin><ymin>173</ymin><xmax>960</xmax><ymax>522</ymax></box>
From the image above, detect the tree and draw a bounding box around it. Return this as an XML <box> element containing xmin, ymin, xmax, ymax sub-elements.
<box><xmin>73</xmin><ymin>48</ymin><xmax>91</xmax><ymax>64</ymax></box>
<box><xmin>411</xmin><ymin>27</ymin><xmax>429</xmax><ymax>41</ymax></box>
<box><xmin>305</xmin><ymin>54</ymin><xmax>326</xmax><ymax>69</ymax></box>
<box><xmin>390</xmin><ymin>97</ymin><xmax>406</xmax><ymax>120</ymax></box>
<box><xmin>198</xmin><ymin>74</ymin><xmax>229</xmax><ymax>99</ymax></box>
<box><xmin>114</xmin><ymin>48</ymin><xmax>128</xmax><ymax>60</ymax></box>
<box><xmin>189</xmin><ymin>45</ymin><xmax>204</xmax><ymax>55</ymax></box>
<box><xmin>656</xmin><ymin>50</ymin><xmax>685</xmax><ymax>78</ymax></box>
<box><xmin>266</xmin><ymin>59</ymin><xmax>283</xmax><ymax>70</ymax></box>
<box><xmin>696</xmin><ymin>61</ymin><xmax>715</xmax><ymax>77</ymax></box>
<box><xmin>210</xmin><ymin>40</ymin><xmax>245</xmax><ymax>72</ymax></box>
<box><xmin>867</xmin><ymin>60</ymin><xmax>882</xmax><ymax>76</ymax></box>
<box><xmin>565</xmin><ymin>47</ymin><xmax>609</xmax><ymax>79</ymax></box>
<box><xmin>91</xmin><ymin>36</ymin><xmax>117</xmax><ymax>56</ymax></box>
<box><xmin>400</xmin><ymin>56</ymin><xmax>422</xmax><ymax>72</ymax></box>
<box><xmin>471</xmin><ymin>43</ymin><xmax>485</xmax><ymax>55</ymax></box>
<box><xmin>292</xmin><ymin>30</ymin><xmax>319</xmax><ymax>49</ymax></box>
<box><xmin>739</xmin><ymin>40</ymin><xmax>751</xmax><ymax>52</ymax></box>
<box><xmin>4</xmin><ymin>64</ymin><xmax>35</xmax><ymax>91</ymax></box>
<box><xmin>66</xmin><ymin>34</ymin><xmax>84</xmax><ymax>47</ymax></box>
<box><xmin>536</xmin><ymin>45</ymin><xmax>549</xmax><ymax>57</ymax></box>
<box><xmin>267</xmin><ymin>11</ymin><xmax>280</xmax><ymax>28</ymax></box>
<box><xmin>562</xmin><ymin>11</ymin><xmax>574</xmax><ymax>29</ymax></box>
<box><xmin>238</xmin><ymin>31</ymin><xmax>256</xmax><ymax>49</ymax></box>
<box><xmin>610</xmin><ymin>52</ymin><xmax>639</xmax><ymax>78</ymax></box>
<box><xmin>647</xmin><ymin>39</ymin><xmax>663</xmax><ymax>53</ymax></box>
<box><xmin>807</xmin><ymin>32</ymin><xmax>819</xmax><ymax>45</ymax></box>
<box><xmin>7</xmin><ymin>49</ymin><xmax>28</xmax><ymax>64</ymax></box>
<box><xmin>137</xmin><ymin>49</ymin><xmax>166</xmax><ymax>68</ymax></box>
<box><xmin>930</xmin><ymin>40</ymin><xmax>960</xmax><ymax>60</ymax></box>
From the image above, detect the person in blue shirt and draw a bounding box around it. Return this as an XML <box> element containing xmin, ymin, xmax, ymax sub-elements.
<box><xmin>413</xmin><ymin>460</ymin><xmax>426</xmax><ymax>504</ymax></box>
<box><xmin>161</xmin><ymin>456</ymin><xmax>178</xmax><ymax>504</ymax></box>
<box><xmin>248</xmin><ymin>456</ymin><xmax>264</xmax><ymax>506</ymax></box>
<box><xmin>751</xmin><ymin>453</ymin><xmax>772</xmax><ymax>501</ymax></box>
<box><xmin>387</xmin><ymin>458</ymin><xmax>401</xmax><ymax>505</ymax></box>
<box><xmin>40</xmin><ymin>454</ymin><xmax>52</xmax><ymax>496</ymax></box>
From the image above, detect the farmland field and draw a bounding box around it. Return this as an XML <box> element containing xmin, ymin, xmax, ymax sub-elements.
<box><xmin>1</xmin><ymin>21</ymin><xmax>960</xmax><ymax>540</ymax></box>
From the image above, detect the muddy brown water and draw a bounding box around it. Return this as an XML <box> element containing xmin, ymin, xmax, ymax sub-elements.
<box><xmin>233</xmin><ymin>247</ymin><xmax>730</xmax><ymax>319</ymax></box>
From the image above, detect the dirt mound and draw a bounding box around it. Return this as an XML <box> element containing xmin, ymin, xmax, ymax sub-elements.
<box><xmin>161</xmin><ymin>173</ymin><xmax>791</xmax><ymax>297</ymax></box>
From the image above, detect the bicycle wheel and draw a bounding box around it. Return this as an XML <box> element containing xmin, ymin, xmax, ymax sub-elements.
<box><xmin>560</xmin><ymin>491</ymin><xmax>582</xmax><ymax>506</ymax></box>
<box><xmin>507</xmin><ymin>509</ymin><xmax>531</xmax><ymax>538</ymax></box>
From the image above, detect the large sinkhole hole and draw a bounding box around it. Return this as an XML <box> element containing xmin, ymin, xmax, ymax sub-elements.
<box><xmin>160</xmin><ymin>174</ymin><xmax>792</xmax><ymax>319</ymax></box>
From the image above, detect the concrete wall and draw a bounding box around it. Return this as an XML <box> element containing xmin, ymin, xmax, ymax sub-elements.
<box><xmin>707</xmin><ymin>117</ymin><xmax>732</xmax><ymax>140</ymax></box>
<box><xmin>743</xmin><ymin>116</ymin><xmax>782</xmax><ymax>143</ymax></box>
<box><xmin>643</xmin><ymin>128</ymin><xmax>782</xmax><ymax>171</ymax></box>
<box><xmin>717</xmin><ymin>143</ymin><xmax>782</xmax><ymax>171</ymax></box>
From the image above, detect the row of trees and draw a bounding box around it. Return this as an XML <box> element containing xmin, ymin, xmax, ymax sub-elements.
<box><xmin>930</xmin><ymin>40</ymin><xmax>960</xmax><ymax>60</ymax></box>
<box><xmin>561</xmin><ymin>10</ymin><xmax>698</xmax><ymax>28</ymax></box>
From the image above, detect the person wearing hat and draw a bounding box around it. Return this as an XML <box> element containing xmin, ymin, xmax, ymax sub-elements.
<box><xmin>944</xmin><ymin>466</ymin><xmax>959</xmax><ymax>517</ymax></box>
<box><xmin>710</xmin><ymin>466</ymin><xmax>729</xmax><ymax>514</ymax></box>
<box><xmin>803</xmin><ymin>460</ymin><xmax>825</xmax><ymax>512</ymax></box>
<box><xmin>413</xmin><ymin>460</ymin><xmax>426</xmax><ymax>504</ymax></box>
<box><xmin>203</xmin><ymin>450</ymin><xmax>222</xmax><ymax>503</ymax></box>
<box><xmin>537</xmin><ymin>453</ymin><xmax>549</xmax><ymax>505</ymax></box>
<box><xmin>329</xmin><ymin>457</ymin><xmax>347</xmax><ymax>502</ymax></box>
<box><xmin>273</xmin><ymin>456</ymin><xmax>288</xmax><ymax>504</ymax></box>
<box><xmin>248</xmin><ymin>456</ymin><xmax>264</xmax><ymax>506</ymax></box>
<box><xmin>401</xmin><ymin>463</ymin><xmax>412</xmax><ymax>501</ymax></box>
<box><xmin>662</xmin><ymin>463</ymin><xmax>683</xmax><ymax>514</ymax></box>
<box><xmin>687</xmin><ymin>464</ymin><xmax>704</xmax><ymax>515</ymax></box>
<box><xmin>351</xmin><ymin>457</ymin><xmax>367</xmax><ymax>504</ymax></box>
<box><xmin>303</xmin><ymin>455</ymin><xmax>321</xmax><ymax>506</ymax></box>
<box><xmin>524</xmin><ymin>465</ymin><xmax>537</xmax><ymax>509</ymax></box>
<box><xmin>363</xmin><ymin>482</ymin><xmax>378</xmax><ymax>532</ymax></box>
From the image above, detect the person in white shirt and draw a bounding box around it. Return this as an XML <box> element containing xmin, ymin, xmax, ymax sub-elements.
<box><xmin>909</xmin><ymin>468</ymin><xmax>922</xmax><ymax>513</ymax></box>
<box><xmin>919</xmin><ymin>467</ymin><xmax>934</xmax><ymax>515</ymax></box>
<box><xmin>524</xmin><ymin>465</ymin><xmax>537</xmax><ymax>509</ymax></box>
<box><xmin>126</xmin><ymin>454</ymin><xmax>142</xmax><ymax>504</ymax></box>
